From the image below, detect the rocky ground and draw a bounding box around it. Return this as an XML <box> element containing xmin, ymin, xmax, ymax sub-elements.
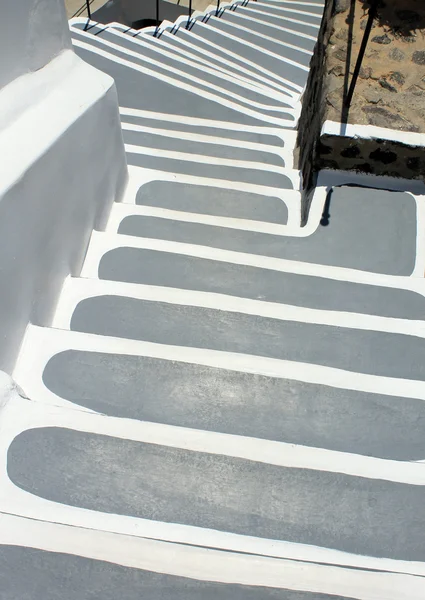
<box><xmin>325</xmin><ymin>0</ymin><xmax>425</xmax><ymax>133</ymax></box>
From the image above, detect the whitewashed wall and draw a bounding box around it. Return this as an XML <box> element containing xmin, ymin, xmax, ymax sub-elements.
<box><xmin>0</xmin><ymin>0</ymin><xmax>71</xmax><ymax>91</ymax></box>
<box><xmin>0</xmin><ymin>0</ymin><xmax>128</xmax><ymax>372</ymax></box>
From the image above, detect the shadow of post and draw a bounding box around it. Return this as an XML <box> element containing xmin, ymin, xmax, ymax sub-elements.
<box><xmin>341</xmin><ymin>0</ymin><xmax>356</xmax><ymax>123</ymax></box>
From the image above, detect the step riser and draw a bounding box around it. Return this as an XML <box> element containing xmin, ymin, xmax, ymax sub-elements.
<box><xmin>72</xmin><ymin>42</ymin><xmax>298</xmax><ymax>128</ymax></box>
<box><xmin>70</xmin><ymin>28</ymin><xmax>298</xmax><ymax>124</ymax></box>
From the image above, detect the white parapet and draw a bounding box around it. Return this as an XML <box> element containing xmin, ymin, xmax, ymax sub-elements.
<box><xmin>0</xmin><ymin>0</ymin><xmax>128</xmax><ymax>372</ymax></box>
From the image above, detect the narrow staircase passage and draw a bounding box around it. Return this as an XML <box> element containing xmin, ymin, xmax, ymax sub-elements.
<box><xmin>3</xmin><ymin>1</ymin><xmax>425</xmax><ymax>599</ymax></box>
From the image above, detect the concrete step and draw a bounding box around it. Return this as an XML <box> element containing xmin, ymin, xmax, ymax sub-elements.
<box><xmin>70</xmin><ymin>33</ymin><xmax>298</xmax><ymax>128</ymax></box>
<box><xmin>8</xmin><ymin>396</ymin><xmax>425</xmax><ymax>564</ymax></box>
<box><xmin>72</xmin><ymin>22</ymin><xmax>298</xmax><ymax>114</ymax></box>
<box><xmin>95</xmin><ymin>186</ymin><xmax>418</xmax><ymax>276</ymax></box>
<box><xmin>246</xmin><ymin>0</ymin><xmax>326</xmax><ymax>17</ymax></box>
<box><xmin>245</xmin><ymin>0</ymin><xmax>325</xmax><ymax>19</ymax></box>
<box><xmin>253</xmin><ymin>0</ymin><xmax>326</xmax><ymax>8</ymax></box>
<box><xmin>52</xmin><ymin>274</ymin><xmax>425</xmax><ymax>384</ymax></box>
<box><xmin>112</xmin><ymin>179</ymin><xmax>295</xmax><ymax>224</ymax></box>
<box><xmin>185</xmin><ymin>18</ymin><xmax>311</xmax><ymax>90</ymax></box>
<box><xmin>169</xmin><ymin>24</ymin><xmax>307</xmax><ymax>96</ymax></box>
<box><xmin>162</xmin><ymin>23</ymin><xmax>312</xmax><ymax>69</ymax></box>
<box><xmin>108</xmin><ymin>22</ymin><xmax>305</xmax><ymax>99</ymax></box>
<box><xmin>39</xmin><ymin>324</ymin><xmax>425</xmax><ymax>462</ymax></box>
<box><xmin>70</xmin><ymin>25</ymin><xmax>298</xmax><ymax>127</ymax></box>
<box><xmin>118</xmin><ymin>108</ymin><xmax>296</xmax><ymax>147</ymax></box>
<box><xmin>232</xmin><ymin>4</ymin><xmax>322</xmax><ymax>34</ymax></box>
<box><xmin>120</xmin><ymin>124</ymin><xmax>289</xmax><ymax>167</ymax></box>
<box><xmin>213</xmin><ymin>9</ymin><xmax>318</xmax><ymax>51</ymax></box>
<box><xmin>89</xmin><ymin>236</ymin><xmax>424</xmax><ymax>322</ymax></box>
<box><xmin>4</xmin><ymin>541</ymin><xmax>374</xmax><ymax>600</ymax></box>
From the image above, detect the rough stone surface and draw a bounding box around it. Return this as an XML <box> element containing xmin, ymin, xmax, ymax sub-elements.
<box><xmin>372</xmin><ymin>34</ymin><xmax>392</xmax><ymax>45</ymax></box>
<box><xmin>412</xmin><ymin>50</ymin><xmax>425</xmax><ymax>65</ymax></box>
<box><xmin>389</xmin><ymin>47</ymin><xmax>405</xmax><ymax>61</ymax></box>
<box><xmin>334</xmin><ymin>0</ymin><xmax>350</xmax><ymax>14</ymax></box>
<box><xmin>317</xmin><ymin>134</ymin><xmax>425</xmax><ymax>180</ymax></box>
<box><xmin>298</xmin><ymin>0</ymin><xmax>425</xmax><ymax>183</ymax></box>
<box><xmin>324</xmin><ymin>0</ymin><xmax>425</xmax><ymax>134</ymax></box>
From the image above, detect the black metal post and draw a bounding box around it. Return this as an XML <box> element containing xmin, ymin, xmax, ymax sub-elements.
<box><xmin>84</xmin><ymin>0</ymin><xmax>91</xmax><ymax>30</ymax></box>
<box><xmin>186</xmin><ymin>0</ymin><xmax>192</xmax><ymax>28</ymax></box>
<box><xmin>154</xmin><ymin>0</ymin><xmax>160</xmax><ymax>37</ymax></box>
<box><xmin>216</xmin><ymin>0</ymin><xmax>220</xmax><ymax>17</ymax></box>
<box><xmin>344</xmin><ymin>0</ymin><xmax>379</xmax><ymax>109</ymax></box>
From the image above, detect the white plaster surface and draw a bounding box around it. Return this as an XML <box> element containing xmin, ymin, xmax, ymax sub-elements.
<box><xmin>0</xmin><ymin>0</ymin><xmax>72</xmax><ymax>93</ymax></box>
<box><xmin>0</xmin><ymin>3</ymin><xmax>128</xmax><ymax>372</ymax></box>
<box><xmin>322</xmin><ymin>120</ymin><xmax>425</xmax><ymax>148</ymax></box>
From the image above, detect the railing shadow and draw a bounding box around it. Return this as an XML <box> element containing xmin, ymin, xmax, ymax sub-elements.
<box><xmin>341</xmin><ymin>0</ymin><xmax>356</xmax><ymax>124</ymax></box>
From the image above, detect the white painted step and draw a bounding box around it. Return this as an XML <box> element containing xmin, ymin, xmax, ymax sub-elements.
<box><xmin>70</xmin><ymin>22</ymin><xmax>300</xmax><ymax>128</ymax></box>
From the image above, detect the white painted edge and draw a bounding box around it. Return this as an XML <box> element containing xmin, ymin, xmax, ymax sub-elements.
<box><xmin>8</xmin><ymin>334</ymin><xmax>425</xmax><ymax>581</ymax></box>
<box><xmin>113</xmin><ymin>23</ymin><xmax>300</xmax><ymax>107</ymax></box>
<box><xmin>236</xmin><ymin>4</ymin><xmax>321</xmax><ymax>28</ymax></box>
<box><xmin>117</xmin><ymin>166</ymin><xmax>302</xmax><ymax>227</ymax></box>
<box><xmin>315</xmin><ymin>170</ymin><xmax>425</xmax><ymax>278</ymax></box>
<box><xmin>112</xmin><ymin>20</ymin><xmax>304</xmax><ymax>101</ymax></box>
<box><xmin>150</xmin><ymin>27</ymin><xmax>302</xmax><ymax>102</ymax></box>
<box><xmin>322</xmin><ymin>120</ymin><xmax>425</xmax><ymax>148</ymax></box>
<box><xmin>86</xmin><ymin>24</ymin><xmax>300</xmax><ymax>113</ymax></box>
<box><xmin>119</xmin><ymin>121</ymin><xmax>293</xmax><ymax>164</ymax></box>
<box><xmin>249</xmin><ymin>2</ymin><xmax>323</xmax><ymax>18</ymax></box>
<box><xmin>194</xmin><ymin>17</ymin><xmax>310</xmax><ymax>78</ymax></box>
<box><xmin>54</xmin><ymin>275</ymin><xmax>425</xmax><ymax>340</ymax></box>
<box><xmin>1</xmin><ymin>513</ymin><xmax>424</xmax><ymax>600</ymax></box>
<box><xmin>159</xmin><ymin>24</ymin><xmax>305</xmax><ymax>99</ymax></box>
<box><xmin>8</xmin><ymin>338</ymin><xmax>425</xmax><ymax>490</ymax></box>
<box><xmin>173</xmin><ymin>18</ymin><xmax>307</xmax><ymax>93</ymax></box>
<box><xmin>206</xmin><ymin>8</ymin><xmax>317</xmax><ymax>40</ymax></box>
<box><xmin>106</xmin><ymin>203</ymin><xmax>297</xmax><ymax>235</ymax></box>
<box><xmin>123</xmin><ymin>142</ymin><xmax>292</xmax><ymax>173</ymax></box>
<box><xmin>118</xmin><ymin>106</ymin><xmax>299</xmax><ymax>147</ymax></box>
<box><xmin>79</xmin><ymin>227</ymin><xmax>425</xmax><ymax>293</ymax></box>
<box><xmin>70</xmin><ymin>36</ymin><xmax>298</xmax><ymax>128</ymax></box>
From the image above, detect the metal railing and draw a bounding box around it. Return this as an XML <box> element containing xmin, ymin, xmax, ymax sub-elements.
<box><xmin>344</xmin><ymin>0</ymin><xmax>379</xmax><ymax>110</ymax></box>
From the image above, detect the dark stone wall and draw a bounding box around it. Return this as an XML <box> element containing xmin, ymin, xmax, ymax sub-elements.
<box><xmin>318</xmin><ymin>134</ymin><xmax>425</xmax><ymax>179</ymax></box>
<box><xmin>297</xmin><ymin>0</ymin><xmax>335</xmax><ymax>223</ymax></box>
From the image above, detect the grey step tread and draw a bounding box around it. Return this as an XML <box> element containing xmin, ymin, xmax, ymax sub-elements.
<box><xmin>122</xmin><ymin>128</ymin><xmax>286</xmax><ymax>166</ymax></box>
<box><xmin>211</xmin><ymin>11</ymin><xmax>317</xmax><ymax>51</ymax></box>
<box><xmin>255</xmin><ymin>0</ymin><xmax>326</xmax><ymax>8</ymax></box>
<box><xmin>44</xmin><ymin>348</ymin><xmax>425</xmax><ymax>461</ymax></box>
<box><xmin>73</xmin><ymin>24</ymin><xmax>294</xmax><ymax>111</ymax></box>
<box><xmin>121</xmin><ymin>114</ymin><xmax>286</xmax><ymax>147</ymax></box>
<box><xmin>99</xmin><ymin>247</ymin><xmax>424</xmax><ymax>320</ymax></box>
<box><xmin>9</xmin><ymin>427</ymin><xmax>425</xmax><ymax>561</ymax></box>
<box><xmin>70</xmin><ymin>29</ymin><xmax>296</xmax><ymax>122</ymax></box>
<box><xmin>70</xmin><ymin>295</ymin><xmax>425</xmax><ymax>381</ymax></box>
<box><xmin>134</xmin><ymin>181</ymin><xmax>289</xmax><ymax>223</ymax></box>
<box><xmin>0</xmin><ymin>545</ymin><xmax>346</xmax><ymax>600</ymax></box>
<box><xmin>71</xmin><ymin>30</ymin><xmax>296</xmax><ymax>124</ymax></box>
<box><xmin>125</xmin><ymin>152</ymin><xmax>295</xmax><ymax>187</ymax></box>
<box><xmin>171</xmin><ymin>26</ymin><xmax>309</xmax><ymax>93</ymax></box>
<box><xmin>247</xmin><ymin>0</ymin><xmax>325</xmax><ymax>17</ymax></box>
<box><xmin>116</xmin><ymin>187</ymin><xmax>416</xmax><ymax>276</ymax></box>
<box><xmin>72</xmin><ymin>45</ymin><xmax>286</xmax><ymax>127</ymax></box>
<box><xmin>187</xmin><ymin>21</ymin><xmax>310</xmax><ymax>88</ymax></box>
<box><xmin>166</xmin><ymin>25</ymin><xmax>312</xmax><ymax>69</ymax></box>
<box><xmin>233</xmin><ymin>5</ymin><xmax>321</xmax><ymax>32</ymax></box>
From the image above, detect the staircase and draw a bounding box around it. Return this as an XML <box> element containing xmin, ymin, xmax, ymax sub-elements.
<box><xmin>2</xmin><ymin>1</ymin><xmax>425</xmax><ymax>599</ymax></box>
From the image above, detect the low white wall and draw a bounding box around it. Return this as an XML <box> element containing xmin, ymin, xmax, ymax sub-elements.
<box><xmin>0</xmin><ymin>8</ymin><xmax>128</xmax><ymax>371</ymax></box>
<box><xmin>0</xmin><ymin>0</ymin><xmax>71</xmax><ymax>91</ymax></box>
